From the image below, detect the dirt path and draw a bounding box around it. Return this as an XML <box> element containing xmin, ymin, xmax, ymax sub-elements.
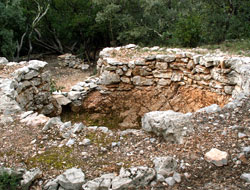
<box><xmin>42</xmin><ymin>55</ymin><xmax>93</xmax><ymax>92</ymax></box>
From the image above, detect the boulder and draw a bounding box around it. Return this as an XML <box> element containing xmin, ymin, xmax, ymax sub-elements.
<box><xmin>142</xmin><ymin>111</ymin><xmax>192</xmax><ymax>144</ymax></box>
<box><xmin>57</xmin><ymin>168</ymin><xmax>85</xmax><ymax>190</ymax></box>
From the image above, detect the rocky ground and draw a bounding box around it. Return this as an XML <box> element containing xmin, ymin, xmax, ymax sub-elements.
<box><xmin>0</xmin><ymin>94</ymin><xmax>249</xmax><ymax>189</ymax></box>
<box><xmin>0</xmin><ymin>52</ymin><xmax>249</xmax><ymax>189</ymax></box>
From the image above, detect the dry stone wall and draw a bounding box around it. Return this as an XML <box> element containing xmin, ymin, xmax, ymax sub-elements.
<box><xmin>65</xmin><ymin>45</ymin><xmax>250</xmax><ymax>129</ymax></box>
<box><xmin>97</xmin><ymin>45</ymin><xmax>250</xmax><ymax>97</ymax></box>
<box><xmin>0</xmin><ymin>59</ymin><xmax>60</xmax><ymax>116</ymax></box>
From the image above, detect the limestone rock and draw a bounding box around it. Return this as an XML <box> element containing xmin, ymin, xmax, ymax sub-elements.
<box><xmin>153</xmin><ymin>157</ymin><xmax>177</xmax><ymax>177</ymax></box>
<box><xmin>240</xmin><ymin>173</ymin><xmax>250</xmax><ymax>183</ymax></box>
<box><xmin>57</xmin><ymin>168</ymin><xmax>85</xmax><ymax>190</ymax></box>
<box><xmin>66</xmin><ymin>138</ymin><xmax>75</xmax><ymax>146</ymax></box>
<box><xmin>72</xmin><ymin>122</ymin><xmax>85</xmax><ymax>133</ymax></box>
<box><xmin>173</xmin><ymin>172</ymin><xmax>181</xmax><ymax>183</ymax></box>
<box><xmin>21</xmin><ymin>168</ymin><xmax>42</xmax><ymax>190</ymax></box>
<box><xmin>68</xmin><ymin>91</ymin><xmax>81</xmax><ymax>101</ymax></box>
<box><xmin>132</xmin><ymin>76</ymin><xmax>154</xmax><ymax>86</ymax></box>
<box><xmin>0</xmin><ymin>57</ymin><xmax>8</xmax><ymax>69</ymax></box>
<box><xmin>156</xmin><ymin>62</ymin><xmax>168</xmax><ymax>70</ymax></box>
<box><xmin>152</xmin><ymin>71</ymin><xmax>172</xmax><ymax>78</ymax></box>
<box><xmin>158</xmin><ymin>79</ymin><xmax>171</xmax><ymax>86</ymax></box>
<box><xmin>205</xmin><ymin>148</ymin><xmax>228</xmax><ymax>166</ymax></box>
<box><xmin>44</xmin><ymin>180</ymin><xmax>59</xmax><ymax>190</ymax></box>
<box><xmin>81</xmin><ymin>138</ymin><xmax>91</xmax><ymax>146</ymax></box>
<box><xmin>43</xmin><ymin>117</ymin><xmax>63</xmax><ymax>131</ymax></box>
<box><xmin>53</xmin><ymin>94</ymin><xmax>71</xmax><ymax>106</ymax></box>
<box><xmin>197</xmin><ymin>104</ymin><xmax>221</xmax><ymax>114</ymax></box>
<box><xmin>20</xmin><ymin>112</ymin><xmax>49</xmax><ymax>127</ymax></box>
<box><xmin>142</xmin><ymin>111</ymin><xmax>192</xmax><ymax>144</ymax></box>
<box><xmin>124</xmin><ymin>44</ymin><xmax>137</xmax><ymax>49</ymax></box>
<box><xmin>99</xmin><ymin>70</ymin><xmax>121</xmax><ymax>85</ymax></box>
<box><xmin>81</xmin><ymin>64</ymin><xmax>90</xmax><ymax>71</ymax></box>
<box><xmin>165</xmin><ymin>177</ymin><xmax>175</xmax><ymax>186</ymax></box>
<box><xmin>82</xmin><ymin>173</ymin><xmax>116</xmax><ymax>190</ymax></box>
<box><xmin>28</xmin><ymin>60</ymin><xmax>47</xmax><ymax>71</ymax></box>
<box><xmin>112</xmin><ymin>166</ymin><xmax>155</xmax><ymax>190</ymax></box>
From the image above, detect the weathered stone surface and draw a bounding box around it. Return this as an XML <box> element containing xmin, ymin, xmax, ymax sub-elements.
<box><xmin>28</xmin><ymin>60</ymin><xmax>47</xmax><ymax>71</ymax></box>
<box><xmin>171</xmin><ymin>72</ymin><xmax>183</xmax><ymax>82</ymax></box>
<box><xmin>158</xmin><ymin>79</ymin><xmax>171</xmax><ymax>86</ymax></box>
<box><xmin>82</xmin><ymin>173</ymin><xmax>116</xmax><ymax>190</ymax></box>
<box><xmin>112</xmin><ymin>166</ymin><xmax>155</xmax><ymax>190</ymax></box>
<box><xmin>21</xmin><ymin>168</ymin><xmax>42</xmax><ymax>190</ymax></box>
<box><xmin>240</xmin><ymin>173</ymin><xmax>250</xmax><ymax>183</ymax></box>
<box><xmin>124</xmin><ymin>44</ymin><xmax>137</xmax><ymax>49</ymax></box>
<box><xmin>142</xmin><ymin>111</ymin><xmax>192</xmax><ymax>143</ymax></box>
<box><xmin>121</xmin><ymin>76</ymin><xmax>131</xmax><ymax>83</ymax></box>
<box><xmin>99</xmin><ymin>70</ymin><xmax>121</xmax><ymax>85</ymax></box>
<box><xmin>205</xmin><ymin>148</ymin><xmax>229</xmax><ymax>166</ymax></box>
<box><xmin>197</xmin><ymin>104</ymin><xmax>221</xmax><ymax>114</ymax></box>
<box><xmin>20</xmin><ymin>112</ymin><xmax>49</xmax><ymax>127</ymax></box>
<box><xmin>71</xmin><ymin>85</ymin><xmax>84</xmax><ymax>91</ymax></box>
<box><xmin>153</xmin><ymin>157</ymin><xmax>177</xmax><ymax>177</ymax></box>
<box><xmin>24</xmin><ymin>69</ymin><xmax>39</xmax><ymax>80</ymax></box>
<box><xmin>156</xmin><ymin>62</ymin><xmax>168</xmax><ymax>70</ymax></box>
<box><xmin>152</xmin><ymin>71</ymin><xmax>172</xmax><ymax>78</ymax></box>
<box><xmin>57</xmin><ymin>168</ymin><xmax>85</xmax><ymax>190</ymax></box>
<box><xmin>44</xmin><ymin>180</ymin><xmax>59</xmax><ymax>190</ymax></box>
<box><xmin>53</xmin><ymin>94</ymin><xmax>71</xmax><ymax>106</ymax></box>
<box><xmin>132</xmin><ymin>76</ymin><xmax>154</xmax><ymax>86</ymax></box>
<box><xmin>68</xmin><ymin>91</ymin><xmax>81</xmax><ymax>101</ymax></box>
<box><xmin>173</xmin><ymin>172</ymin><xmax>181</xmax><ymax>183</ymax></box>
<box><xmin>43</xmin><ymin>117</ymin><xmax>63</xmax><ymax>131</ymax></box>
<box><xmin>72</xmin><ymin>123</ymin><xmax>85</xmax><ymax>133</ymax></box>
<box><xmin>104</xmin><ymin>58</ymin><xmax>124</xmax><ymax>66</ymax></box>
<box><xmin>0</xmin><ymin>57</ymin><xmax>8</xmax><ymax>69</ymax></box>
<box><xmin>165</xmin><ymin>177</ymin><xmax>175</xmax><ymax>186</ymax></box>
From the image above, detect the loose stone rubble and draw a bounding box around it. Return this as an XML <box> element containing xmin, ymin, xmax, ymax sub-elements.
<box><xmin>57</xmin><ymin>53</ymin><xmax>90</xmax><ymax>71</ymax></box>
<box><xmin>82</xmin><ymin>166</ymin><xmax>155</xmax><ymax>190</ymax></box>
<box><xmin>0</xmin><ymin>44</ymin><xmax>249</xmax><ymax>189</ymax></box>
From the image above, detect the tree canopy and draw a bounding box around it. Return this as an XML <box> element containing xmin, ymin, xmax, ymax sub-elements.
<box><xmin>1</xmin><ymin>0</ymin><xmax>250</xmax><ymax>60</ymax></box>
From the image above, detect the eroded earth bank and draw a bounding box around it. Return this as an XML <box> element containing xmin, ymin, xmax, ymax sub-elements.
<box><xmin>0</xmin><ymin>45</ymin><xmax>249</xmax><ymax>189</ymax></box>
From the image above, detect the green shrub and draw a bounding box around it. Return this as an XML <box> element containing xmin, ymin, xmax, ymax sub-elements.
<box><xmin>0</xmin><ymin>171</ymin><xmax>20</xmax><ymax>190</ymax></box>
<box><xmin>172</xmin><ymin>14</ymin><xmax>201</xmax><ymax>47</ymax></box>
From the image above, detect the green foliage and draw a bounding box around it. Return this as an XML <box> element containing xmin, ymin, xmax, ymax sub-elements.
<box><xmin>0</xmin><ymin>0</ymin><xmax>26</xmax><ymax>59</ymax></box>
<box><xmin>172</xmin><ymin>15</ymin><xmax>201</xmax><ymax>47</ymax></box>
<box><xmin>50</xmin><ymin>79</ymin><xmax>64</xmax><ymax>93</ymax></box>
<box><xmin>0</xmin><ymin>0</ymin><xmax>250</xmax><ymax>58</ymax></box>
<box><xmin>0</xmin><ymin>171</ymin><xmax>20</xmax><ymax>190</ymax></box>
